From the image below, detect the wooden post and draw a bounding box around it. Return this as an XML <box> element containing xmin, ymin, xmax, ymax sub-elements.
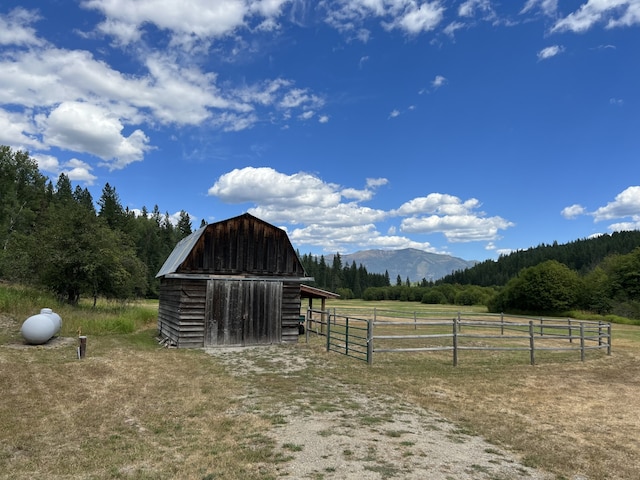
<box><xmin>414</xmin><ymin>311</ymin><xmax>417</xmax><ymax>330</ymax></box>
<box><xmin>580</xmin><ymin>323</ymin><xmax>585</xmax><ymax>362</ymax></box>
<box><xmin>78</xmin><ymin>335</ymin><xmax>87</xmax><ymax>359</ymax></box>
<box><xmin>367</xmin><ymin>319</ymin><xmax>373</xmax><ymax>365</ymax></box>
<box><xmin>452</xmin><ymin>316</ymin><xmax>458</xmax><ymax>367</ymax></box>
<box><xmin>568</xmin><ymin>318</ymin><xmax>573</xmax><ymax>343</ymax></box>
<box><xmin>345</xmin><ymin>317</ymin><xmax>350</xmax><ymax>356</ymax></box>
<box><xmin>607</xmin><ymin>323</ymin><xmax>612</xmax><ymax>356</ymax></box>
<box><xmin>540</xmin><ymin>317</ymin><xmax>544</xmax><ymax>336</ymax></box>
<box><xmin>326</xmin><ymin>311</ymin><xmax>331</xmax><ymax>352</ymax></box>
<box><xmin>500</xmin><ymin>312</ymin><xmax>504</xmax><ymax>335</ymax></box>
<box><xmin>598</xmin><ymin>321</ymin><xmax>603</xmax><ymax>347</ymax></box>
<box><xmin>529</xmin><ymin>321</ymin><xmax>535</xmax><ymax>365</ymax></box>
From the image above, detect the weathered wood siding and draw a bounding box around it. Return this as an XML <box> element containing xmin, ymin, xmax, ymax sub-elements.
<box><xmin>282</xmin><ymin>282</ymin><xmax>302</xmax><ymax>343</ymax></box>
<box><xmin>204</xmin><ymin>279</ymin><xmax>282</xmax><ymax>346</ymax></box>
<box><xmin>158</xmin><ymin>278</ymin><xmax>206</xmax><ymax>347</ymax></box>
<box><xmin>178</xmin><ymin>214</ymin><xmax>305</xmax><ymax>276</ymax></box>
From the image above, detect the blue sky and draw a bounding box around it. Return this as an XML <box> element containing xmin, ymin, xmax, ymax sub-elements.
<box><xmin>1</xmin><ymin>1</ymin><xmax>639</xmax><ymax>262</ymax></box>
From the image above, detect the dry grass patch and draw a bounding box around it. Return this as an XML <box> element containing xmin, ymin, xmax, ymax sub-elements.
<box><xmin>346</xmin><ymin>323</ymin><xmax>640</xmax><ymax>479</ymax></box>
<box><xmin>0</xmin><ymin>323</ymin><xmax>282</xmax><ymax>480</ymax></box>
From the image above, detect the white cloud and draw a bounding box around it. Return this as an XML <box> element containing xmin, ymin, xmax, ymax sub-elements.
<box><xmin>279</xmin><ymin>88</ymin><xmax>324</xmax><ymax>109</ymax></box>
<box><xmin>324</xmin><ymin>0</ymin><xmax>444</xmax><ymax>37</ymax></box>
<box><xmin>83</xmin><ymin>0</ymin><xmax>250</xmax><ymax>45</ymax></box>
<box><xmin>32</xmin><ymin>154</ymin><xmax>60</xmax><ymax>173</ymax></box>
<box><xmin>384</xmin><ymin>2</ymin><xmax>445</xmax><ymax>34</ymax></box>
<box><xmin>458</xmin><ymin>0</ymin><xmax>494</xmax><ymax>18</ymax></box>
<box><xmin>610</xmin><ymin>97</ymin><xmax>624</xmax><ymax>105</ymax></box>
<box><xmin>42</xmin><ymin>101</ymin><xmax>151</xmax><ymax>169</ymax></box>
<box><xmin>443</xmin><ymin>21</ymin><xmax>465</xmax><ymax>37</ymax></box>
<box><xmin>521</xmin><ymin>0</ymin><xmax>558</xmax><ymax>16</ymax></box>
<box><xmin>537</xmin><ymin>45</ymin><xmax>564</xmax><ymax>60</ymax></box>
<box><xmin>208</xmin><ymin>167</ymin><xmax>343</xmax><ymax>209</ymax></box>
<box><xmin>561</xmin><ymin>204</ymin><xmax>586</xmax><ymax>219</ymax></box>
<box><xmin>208</xmin><ymin>167</ymin><xmax>513</xmax><ymax>252</ymax></box>
<box><xmin>394</xmin><ymin>193</ymin><xmax>481</xmax><ymax>216</ymax></box>
<box><xmin>551</xmin><ymin>0</ymin><xmax>640</xmax><ymax>33</ymax></box>
<box><xmin>319</xmin><ymin>115</ymin><xmax>330</xmax><ymax>123</ymax></box>
<box><xmin>607</xmin><ymin>220</ymin><xmax>640</xmax><ymax>231</ymax></box>
<box><xmin>0</xmin><ymin>108</ymin><xmax>44</xmax><ymax>150</ymax></box>
<box><xmin>366</xmin><ymin>177</ymin><xmax>388</xmax><ymax>188</ymax></box>
<box><xmin>0</xmin><ymin>8</ymin><xmax>44</xmax><ymax>47</ymax></box>
<box><xmin>592</xmin><ymin>186</ymin><xmax>640</xmax><ymax>221</ymax></box>
<box><xmin>299</xmin><ymin>110</ymin><xmax>315</xmax><ymax>120</ymax></box>
<box><xmin>0</xmin><ymin>11</ymin><xmax>325</xmax><ymax>170</ymax></box>
<box><xmin>394</xmin><ymin>193</ymin><xmax>514</xmax><ymax>243</ymax></box>
<box><xmin>389</xmin><ymin>109</ymin><xmax>400</xmax><ymax>118</ymax></box>
<box><xmin>432</xmin><ymin>74</ymin><xmax>447</xmax><ymax>88</ymax></box>
<box><xmin>286</xmin><ymin>222</ymin><xmax>436</xmax><ymax>253</ymax></box>
<box><xmin>32</xmin><ymin>154</ymin><xmax>98</xmax><ymax>185</ymax></box>
<box><xmin>400</xmin><ymin>214</ymin><xmax>513</xmax><ymax>242</ymax></box>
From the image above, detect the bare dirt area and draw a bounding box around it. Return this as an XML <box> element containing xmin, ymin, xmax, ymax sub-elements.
<box><xmin>207</xmin><ymin>345</ymin><xmax>554</xmax><ymax>480</ymax></box>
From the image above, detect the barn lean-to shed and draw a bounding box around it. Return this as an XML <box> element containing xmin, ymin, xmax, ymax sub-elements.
<box><xmin>156</xmin><ymin>213</ymin><xmax>312</xmax><ymax>348</ymax></box>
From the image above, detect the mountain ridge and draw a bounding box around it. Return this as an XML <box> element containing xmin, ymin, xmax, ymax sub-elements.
<box><xmin>328</xmin><ymin>248</ymin><xmax>477</xmax><ymax>283</ymax></box>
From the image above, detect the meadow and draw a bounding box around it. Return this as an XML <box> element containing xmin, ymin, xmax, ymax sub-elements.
<box><xmin>1</xmin><ymin>286</ymin><xmax>639</xmax><ymax>479</ymax></box>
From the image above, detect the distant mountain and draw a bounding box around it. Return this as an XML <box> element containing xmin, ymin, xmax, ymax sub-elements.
<box><xmin>329</xmin><ymin>248</ymin><xmax>477</xmax><ymax>283</ymax></box>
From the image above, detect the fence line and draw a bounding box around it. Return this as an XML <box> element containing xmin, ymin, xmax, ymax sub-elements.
<box><xmin>304</xmin><ymin>307</ymin><xmax>612</xmax><ymax>366</ymax></box>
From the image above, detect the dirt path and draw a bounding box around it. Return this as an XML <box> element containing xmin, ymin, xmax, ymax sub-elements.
<box><xmin>207</xmin><ymin>345</ymin><xmax>554</xmax><ymax>480</ymax></box>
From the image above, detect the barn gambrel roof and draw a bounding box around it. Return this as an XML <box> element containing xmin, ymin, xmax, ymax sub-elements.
<box><xmin>156</xmin><ymin>213</ymin><xmax>309</xmax><ymax>279</ymax></box>
<box><xmin>155</xmin><ymin>224</ymin><xmax>207</xmax><ymax>278</ymax></box>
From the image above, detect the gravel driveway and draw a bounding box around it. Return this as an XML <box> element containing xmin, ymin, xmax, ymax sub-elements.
<box><xmin>207</xmin><ymin>344</ymin><xmax>554</xmax><ymax>480</ymax></box>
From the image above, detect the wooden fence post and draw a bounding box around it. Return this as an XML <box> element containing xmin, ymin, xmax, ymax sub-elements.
<box><xmin>568</xmin><ymin>318</ymin><xmax>573</xmax><ymax>343</ymax></box>
<box><xmin>414</xmin><ymin>311</ymin><xmax>417</xmax><ymax>330</ymax></box>
<box><xmin>598</xmin><ymin>321</ymin><xmax>603</xmax><ymax>347</ymax></box>
<box><xmin>345</xmin><ymin>317</ymin><xmax>350</xmax><ymax>357</ymax></box>
<box><xmin>529</xmin><ymin>321</ymin><xmax>535</xmax><ymax>365</ymax></box>
<box><xmin>607</xmin><ymin>324</ymin><xmax>612</xmax><ymax>355</ymax></box>
<box><xmin>452</xmin><ymin>316</ymin><xmax>458</xmax><ymax>367</ymax></box>
<box><xmin>305</xmin><ymin>308</ymin><xmax>309</xmax><ymax>343</ymax></box>
<box><xmin>580</xmin><ymin>323</ymin><xmax>585</xmax><ymax>362</ymax></box>
<box><xmin>367</xmin><ymin>319</ymin><xmax>373</xmax><ymax>365</ymax></box>
<box><xmin>326</xmin><ymin>311</ymin><xmax>331</xmax><ymax>352</ymax></box>
<box><xmin>500</xmin><ymin>312</ymin><xmax>504</xmax><ymax>335</ymax></box>
<box><xmin>78</xmin><ymin>335</ymin><xmax>87</xmax><ymax>359</ymax></box>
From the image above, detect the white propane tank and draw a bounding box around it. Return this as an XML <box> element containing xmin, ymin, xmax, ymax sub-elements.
<box><xmin>20</xmin><ymin>308</ymin><xmax>62</xmax><ymax>345</ymax></box>
<box><xmin>40</xmin><ymin>308</ymin><xmax>62</xmax><ymax>331</ymax></box>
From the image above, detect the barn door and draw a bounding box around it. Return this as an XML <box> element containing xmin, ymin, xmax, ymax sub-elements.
<box><xmin>204</xmin><ymin>279</ymin><xmax>282</xmax><ymax>346</ymax></box>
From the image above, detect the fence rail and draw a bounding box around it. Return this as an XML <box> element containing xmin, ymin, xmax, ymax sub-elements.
<box><xmin>304</xmin><ymin>308</ymin><xmax>612</xmax><ymax>365</ymax></box>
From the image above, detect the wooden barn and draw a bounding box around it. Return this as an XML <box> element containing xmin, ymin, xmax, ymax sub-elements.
<box><xmin>156</xmin><ymin>213</ymin><xmax>312</xmax><ymax>348</ymax></box>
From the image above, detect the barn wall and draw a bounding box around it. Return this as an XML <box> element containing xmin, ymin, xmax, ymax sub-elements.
<box><xmin>179</xmin><ymin>215</ymin><xmax>305</xmax><ymax>276</ymax></box>
<box><xmin>204</xmin><ymin>279</ymin><xmax>282</xmax><ymax>347</ymax></box>
<box><xmin>282</xmin><ymin>282</ymin><xmax>302</xmax><ymax>343</ymax></box>
<box><xmin>158</xmin><ymin>278</ymin><xmax>206</xmax><ymax>348</ymax></box>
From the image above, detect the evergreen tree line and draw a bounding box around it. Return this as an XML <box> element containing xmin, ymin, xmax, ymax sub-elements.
<box><xmin>298</xmin><ymin>252</ymin><xmax>392</xmax><ymax>299</ymax></box>
<box><xmin>0</xmin><ymin>146</ymin><xmax>194</xmax><ymax>303</ymax></box>
<box><xmin>439</xmin><ymin>231</ymin><xmax>640</xmax><ymax>287</ymax></box>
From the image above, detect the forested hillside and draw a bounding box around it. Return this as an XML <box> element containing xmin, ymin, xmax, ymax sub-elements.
<box><xmin>439</xmin><ymin>231</ymin><xmax>640</xmax><ymax>286</ymax></box>
<box><xmin>0</xmin><ymin>146</ymin><xmax>194</xmax><ymax>303</ymax></box>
